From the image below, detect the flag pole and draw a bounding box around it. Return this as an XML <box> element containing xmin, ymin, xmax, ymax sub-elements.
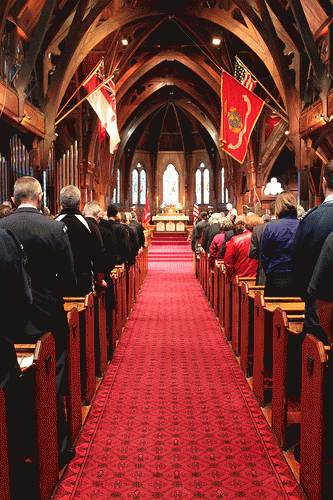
<box><xmin>235</xmin><ymin>56</ymin><xmax>288</xmax><ymax>119</ymax></box>
<box><xmin>55</xmin><ymin>71</ymin><xmax>115</xmax><ymax>126</ymax></box>
<box><xmin>56</xmin><ymin>58</ymin><xmax>104</xmax><ymax>119</ymax></box>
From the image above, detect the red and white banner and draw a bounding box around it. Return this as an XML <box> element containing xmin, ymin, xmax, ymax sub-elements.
<box><xmin>193</xmin><ymin>202</ymin><xmax>199</xmax><ymax>223</ymax></box>
<box><xmin>84</xmin><ymin>62</ymin><xmax>120</xmax><ymax>153</ymax></box>
<box><xmin>220</xmin><ymin>71</ymin><xmax>264</xmax><ymax>164</ymax></box>
<box><xmin>142</xmin><ymin>193</ymin><xmax>151</xmax><ymax>225</ymax></box>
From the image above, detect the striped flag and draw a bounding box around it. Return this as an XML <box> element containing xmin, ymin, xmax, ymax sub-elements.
<box><xmin>142</xmin><ymin>193</ymin><xmax>151</xmax><ymax>225</ymax></box>
<box><xmin>193</xmin><ymin>196</ymin><xmax>199</xmax><ymax>223</ymax></box>
<box><xmin>234</xmin><ymin>58</ymin><xmax>256</xmax><ymax>92</ymax></box>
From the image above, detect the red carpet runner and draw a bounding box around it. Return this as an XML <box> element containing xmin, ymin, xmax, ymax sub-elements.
<box><xmin>55</xmin><ymin>241</ymin><xmax>305</xmax><ymax>500</ymax></box>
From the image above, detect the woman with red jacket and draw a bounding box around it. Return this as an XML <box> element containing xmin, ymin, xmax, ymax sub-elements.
<box><xmin>224</xmin><ymin>214</ymin><xmax>263</xmax><ymax>282</ymax></box>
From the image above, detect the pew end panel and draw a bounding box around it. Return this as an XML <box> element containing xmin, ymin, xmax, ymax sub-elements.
<box><xmin>0</xmin><ymin>387</ymin><xmax>10</xmax><ymax>500</ymax></box>
<box><xmin>300</xmin><ymin>334</ymin><xmax>330</xmax><ymax>500</ymax></box>
<box><xmin>272</xmin><ymin>307</ymin><xmax>304</xmax><ymax>449</ymax></box>
<box><xmin>66</xmin><ymin>307</ymin><xmax>82</xmax><ymax>444</ymax></box>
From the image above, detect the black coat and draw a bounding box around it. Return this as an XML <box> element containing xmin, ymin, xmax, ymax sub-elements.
<box><xmin>0</xmin><ymin>207</ymin><xmax>76</xmax><ymax>356</ymax></box>
<box><xmin>130</xmin><ymin>219</ymin><xmax>145</xmax><ymax>248</ymax></box>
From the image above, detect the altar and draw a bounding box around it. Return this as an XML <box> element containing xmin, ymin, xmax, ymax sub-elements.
<box><xmin>152</xmin><ymin>213</ymin><xmax>189</xmax><ymax>232</ymax></box>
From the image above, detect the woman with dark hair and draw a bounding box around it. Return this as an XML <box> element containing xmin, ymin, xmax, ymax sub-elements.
<box><xmin>261</xmin><ymin>191</ymin><xmax>299</xmax><ymax>297</ymax></box>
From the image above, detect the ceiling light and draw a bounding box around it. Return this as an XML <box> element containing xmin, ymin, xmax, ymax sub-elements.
<box><xmin>212</xmin><ymin>38</ymin><xmax>221</xmax><ymax>46</ymax></box>
<box><xmin>122</xmin><ymin>37</ymin><xmax>128</xmax><ymax>46</ymax></box>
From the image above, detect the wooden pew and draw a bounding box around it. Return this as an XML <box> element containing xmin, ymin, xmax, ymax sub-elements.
<box><xmin>66</xmin><ymin>307</ymin><xmax>82</xmax><ymax>443</ymax></box>
<box><xmin>271</xmin><ymin>307</ymin><xmax>304</xmax><ymax>449</ymax></box>
<box><xmin>253</xmin><ymin>293</ymin><xmax>305</xmax><ymax>407</ymax></box>
<box><xmin>94</xmin><ymin>289</ymin><xmax>108</xmax><ymax>376</ymax></box>
<box><xmin>231</xmin><ymin>276</ymin><xmax>256</xmax><ymax>356</ymax></box>
<box><xmin>218</xmin><ymin>264</ymin><xmax>226</xmax><ymax>329</ymax></box>
<box><xmin>63</xmin><ymin>293</ymin><xmax>95</xmax><ymax>405</ymax></box>
<box><xmin>13</xmin><ymin>333</ymin><xmax>58</xmax><ymax>500</ymax></box>
<box><xmin>213</xmin><ymin>260</ymin><xmax>224</xmax><ymax>318</ymax></box>
<box><xmin>111</xmin><ymin>266</ymin><xmax>123</xmax><ymax>341</ymax></box>
<box><xmin>300</xmin><ymin>334</ymin><xmax>331</xmax><ymax>500</ymax></box>
<box><xmin>0</xmin><ymin>386</ymin><xmax>10</xmax><ymax>500</ymax></box>
<box><xmin>224</xmin><ymin>274</ymin><xmax>233</xmax><ymax>340</ymax></box>
<box><xmin>240</xmin><ymin>282</ymin><xmax>265</xmax><ymax>377</ymax></box>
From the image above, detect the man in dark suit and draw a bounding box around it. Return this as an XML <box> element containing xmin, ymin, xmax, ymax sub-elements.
<box><xmin>0</xmin><ymin>176</ymin><xmax>77</xmax><ymax>466</ymax></box>
<box><xmin>129</xmin><ymin>211</ymin><xmax>145</xmax><ymax>249</ymax></box>
<box><xmin>292</xmin><ymin>159</ymin><xmax>333</xmax><ymax>344</ymax></box>
<box><xmin>201</xmin><ymin>213</ymin><xmax>222</xmax><ymax>253</ymax></box>
<box><xmin>0</xmin><ymin>228</ymin><xmax>32</xmax><ymax>389</ymax></box>
<box><xmin>56</xmin><ymin>185</ymin><xmax>107</xmax><ymax>296</ymax></box>
<box><xmin>99</xmin><ymin>203</ymin><xmax>133</xmax><ymax>266</ymax></box>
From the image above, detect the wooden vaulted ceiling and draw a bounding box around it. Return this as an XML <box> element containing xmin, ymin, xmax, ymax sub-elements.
<box><xmin>6</xmin><ymin>0</ymin><xmax>333</xmax><ymax>182</ymax></box>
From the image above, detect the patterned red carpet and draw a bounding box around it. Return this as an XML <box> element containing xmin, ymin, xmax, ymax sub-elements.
<box><xmin>54</xmin><ymin>243</ymin><xmax>306</xmax><ymax>500</ymax></box>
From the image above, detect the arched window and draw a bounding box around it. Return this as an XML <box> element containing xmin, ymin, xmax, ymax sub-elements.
<box><xmin>112</xmin><ymin>169</ymin><xmax>120</xmax><ymax>204</ymax></box>
<box><xmin>195</xmin><ymin>163</ymin><xmax>209</xmax><ymax>205</ymax></box>
<box><xmin>221</xmin><ymin>167</ymin><xmax>228</xmax><ymax>203</ymax></box>
<box><xmin>203</xmin><ymin>169</ymin><xmax>210</xmax><ymax>205</ymax></box>
<box><xmin>140</xmin><ymin>169</ymin><xmax>146</xmax><ymax>204</ymax></box>
<box><xmin>132</xmin><ymin>169</ymin><xmax>138</xmax><ymax>204</ymax></box>
<box><xmin>163</xmin><ymin>164</ymin><xmax>179</xmax><ymax>205</ymax></box>
<box><xmin>195</xmin><ymin>169</ymin><xmax>202</xmax><ymax>204</ymax></box>
<box><xmin>132</xmin><ymin>163</ymin><xmax>147</xmax><ymax>204</ymax></box>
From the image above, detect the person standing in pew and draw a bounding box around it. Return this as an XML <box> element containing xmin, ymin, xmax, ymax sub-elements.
<box><xmin>56</xmin><ymin>185</ymin><xmax>107</xmax><ymax>296</ymax></box>
<box><xmin>261</xmin><ymin>192</ymin><xmax>299</xmax><ymax>297</ymax></box>
<box><xmin>0</xmin><ymin>228</ymin><xmax>32</xmax><ymax>389</ymax></box>
<box><xmin>129</xmin><ymin>211</ymin><xmax>145</xmax><ymax>249</ymax></box>
<box><xmin>99</xmin><ymin>203</ymin><xmax>133</xmax><ymax>266</ymax></box>
<box><xmin>83</xmin><ymin>201</ymin><xmax>118</xmax><ymax>325</ymax></box>
<box><xmin>292</xmin><ymin>159</ymin><xmax>333</xmax><ymax>345</ymax></box>
<box><xmin>224</xmin><ymin>214</ymin><xmax>262</xmax><ymax>282</ymax></box>
<box><xmin>0</xmin><ymin>176</ymin><xmax>77</xmax><ymax>470</ymax></box>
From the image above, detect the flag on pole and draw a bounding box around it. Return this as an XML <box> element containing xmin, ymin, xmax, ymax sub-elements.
<box><xmin>220</xmin><ymin>71</ymin><xmax>264</xmax><ymax>164</ymax></box>
<box><xmin>83</xmin><ymin>62</ymin><xmax>120</xmax><ymax>153</ymax></box>
<box><xmin>234</xmin><ymin>58</ymin><xmax>256</xmax><ymax>91</ymax></box>
<box><xmin>193</xmin><ymin>196</ymin><xmax>199</xmax><ymax>223</ymax></box>
<box><xmin>142</xmin><ymin>192</ymin><xmax>151</xmax><ymax>225</ymax></box>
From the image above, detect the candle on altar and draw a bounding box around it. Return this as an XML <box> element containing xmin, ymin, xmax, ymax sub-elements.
<box><xmin>156</xmin><ymin>196</ymin><xmax>159</xmax><ymax>207</ymax></box>
<box><xmin>183</xmin><ymin>196</ymin><xmax>185</xmax><ymax>207</ymax></box>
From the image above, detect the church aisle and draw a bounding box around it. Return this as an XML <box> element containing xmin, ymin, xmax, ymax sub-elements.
<box><xmin>54</xmin><ymin>243</ymin><xmax>305</xmax><ymax>499</ymax></box>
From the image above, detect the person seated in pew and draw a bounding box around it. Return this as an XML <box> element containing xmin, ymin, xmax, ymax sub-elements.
<box><xmin>56</xmin><ymin>185</ymin><xmax>107</xmax><ymax>296</ymax></box>
<box><xmin>0</xmin><ymin>176</ymin><xmax>77</xmax><ymax>471</ymax></box>
<box><xmin>224</xmin><ymin>214</ymin><xmax>262</xmax><ymax>282</ymax></box>
<box><xmin>261</xmin><ymin>192</ymin><xmax>299</xmax><ymax>297</ymax></box>
<box><xmin>208</xmin><ymin>217</ymin><xmax>233</xmax><ymax>270</ymax></box>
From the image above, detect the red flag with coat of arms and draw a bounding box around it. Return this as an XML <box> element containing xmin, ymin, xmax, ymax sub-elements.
<box><xmin>220</xmin><ymin>71</ymin><xmax>264</xmax><ymax>164</ymax></box>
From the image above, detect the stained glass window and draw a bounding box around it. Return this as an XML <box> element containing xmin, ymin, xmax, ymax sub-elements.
<box><xmin>132</xmin><ymin>169</ymin><xmax>138</xmax><ymax>204</ymax></box>
<box><xmin>163</xmin><ymin>164</ymin><xmax>179</xmax><ymax>205</ymax></box>
<box><xmin>117</xmin><ymin>169</ymin><xmax>120</xmax><ymax>204</ymax></box>
<box><xmin>203</xmin><ymin>168</ymin><xmax>209</xmax><ymax>204</ymax></box>
<box><xmin>140</xmin><ymin>169</ymin><xmax>146</xmax><ymax>205</ymax></box>
<box><xmin>195</xmin><ymin>169</ymin><xmax>202</xmax><ymax>204</ymax></box>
